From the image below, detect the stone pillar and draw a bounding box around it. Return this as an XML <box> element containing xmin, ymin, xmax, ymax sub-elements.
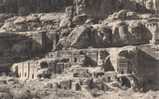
<box><xmin>51</xmin><ymin>32</ymin><xmax>58</xmax><ymax>51</ymax></box>
<box><xmin>18</xmin><ymin>63</ymin><xmax>23</xmax><ymax>80</ymax></box>
<box><xmin>29</xmin><ymin>62</ymin><xmax>38</xmax><ymax>80</ymax></box>
<box><xmin>150</xmin><ymin>23</ymin><xmax>159</xmax><ymax>44</ymax></box>
<box><xmin>32</xmin><ymin>31</ymin><xmax>47</xmax><ymax>52</ymax></box>
<box><xmin>34</xmin><ymin>61</ymin><xmax>39</xmax><ymax>80</ymax></box>
<box><xmin>154</xmin><ymin>0</ymin><xmax>159</xmax><ymax>14</ymax></box>
<box><xmin>24</xmin><ymin>63</ymin><xmax>28</xmax><ymax>80</ymax></box>
<box><xmin>74</xmin><ymin>0</ymin><xmax>79</xmax><ymax>15</ymax></box>
<box><xmin>25</xmin><ymin>62</ymin><xmax>28</xmax><ymax>80</ymax></box>
<box><xmin>20</xmin><ymin>63</ymin><xmax>25</xmax><ymax>81</ymax></box>
<box><xmin>41</xmin><ymin>31</ymin><xmax>47</xmax><ymax>52</ymax></box>
<box><xmin>97</xmin><ymin>50</ymin><xmax>103</xmax><ymax>66</ymax></box>
<box><xmin>28</xmin><ymin>62</ymin><xmax>30</xmax><ymax>79</ymax></box>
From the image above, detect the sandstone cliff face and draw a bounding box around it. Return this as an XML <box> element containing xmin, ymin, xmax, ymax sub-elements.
<box><xmin>0</xmin><ymin>33</ymin><xmax>40</xmax><ymax>57</ymax></box>
<box><xmin>0</xmin><ymin>0</ymin><xmax>158</xmax><ymax>96</ymax></box>
<box><xmin>0</xmin><ymin>0</ymin><xmax>73</xmax><ymax>14</ymax></box>
<box><xmin>0</xmin><ymin>31</ymin><xmax>54</xmax><ymax>68</ymax></box>
<box><xmin>0</xmin><ymin>0</ymin><xmax>157</xmax><ymax>16</ymax></box>
<box><xmin>74</xmin><ymin>0</ymin><xmax>150</xmax><ymax>18</ymax></box>
<box><xmin>57</xmin><ymin>21</ymin><xmax>152</xmax><ymax>49</ymax></box>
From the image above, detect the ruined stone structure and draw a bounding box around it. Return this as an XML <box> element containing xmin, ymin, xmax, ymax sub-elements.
<box><xmin>145</xmin><ymin>0</ymin><xmax>159</xmax><ymax>13</ymax></box>
<box><xmin>117</xmin><ymin>50</ymin><xmax>137</xmax><ymax>74</ymax></box>
<box><xmin>11</xmin><ymin>58</ymin><xmax>66</xmax><ymax>80</ymax></box>
<box><xmin>145</xmin><ymin>22</ymin><xmax>159</xmax><ymax>44</ymax></box>
<box><xmin>3</xmin><ymin>0</ymin><xmax>159</xmax><ymax>96</ymax></box>
<box><xmin>128</xmin><ymin>0</ymin><xmax>159</xmax><ymax>14</ymax></box>
<box><xmin>12</xmin><ymin>61</ymin><xmax>39</xmax><ymax>81</ymax></box>
<box><xmin>10</xmin><ymin>44</ymin><xmax>159</xmax><ymax>90</ymax></box>
<box><xmin>135</xmin><ymin>44</ymin><xmax>159</xmax><ymax>90</ymax></box>
<box><xmin>0</xmin><ymin>33</ymin><xmax>34</xmax><ymax>75</ymax></box>
<box><xmin>47</xmin><ymin>46</ymin><xmax>138</xmax><ymax>73</ymax></box>
<box><xmin>49</xmin><ymin>32</ymin><xmax>59</xmax><ymax>51</ymax></box>
<box><xmin>52</xmin><ymin>49</ymin><xmax>109</xmax><ymax>66</ymax></box>
<box><xmin>16</xmin><ymin>31</ymin><xmax>54</xmax><ymax>53</ymax></box>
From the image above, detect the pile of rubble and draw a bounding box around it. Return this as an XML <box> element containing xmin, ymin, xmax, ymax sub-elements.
<box><xmin>0</xmin><ymin>13</ymin><xmax>63</xmax><ymax>32</ymax></box>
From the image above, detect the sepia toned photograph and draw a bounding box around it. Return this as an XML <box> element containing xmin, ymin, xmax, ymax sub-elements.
<box><xmin>0</xmin><ymin>0</ymin><xmax>158</xmax><ymax>99</ymax></box>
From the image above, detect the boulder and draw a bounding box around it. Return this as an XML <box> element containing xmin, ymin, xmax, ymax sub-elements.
<box><xmin>58</xmin><ymin>24</ymin><xmax>113</xmax><ymax>49</ymax></box>
<box><xmin>14</xmin><ymin>16</ymin><xmax>26</xmax><ymax>24</ymax></box>
<box><xmin>0</xmin><ymin>21</ymin><xmax>16</xmax><ymax>32</ymax></box>
<box><xmin>111</xmin><ymin>21</ymin><xmax>151</xmax><ymax>46</ymax></box>
<box><xmin>58</xmin><ymin>20</ymin><xmax>152</xmax><ymax>49</ymax></box>
<box><xmin>40</xmin><ymin>13</ymin><xmax>62</xmax><ymax>22</ymax></box>
<box><xmin>66</xmin><ymin>25</ymin><xmax>94</xmax><ymax>48</ymax></box>
<box><xmin>26</xmin><ymin>14</ymin><xmax>39</xmax><ymax>22</ymax></box>
<box><xmin>1</xmin><ymin>13</ymin><xmax>61</xmax><ymax>32</ymax></box>
<box><xmin>0</xmin><ymin>14</ymin><xmax>13</xmax><ymax>27</ymax></box>
<box><xmin>107</xmin><ymin>10</ymin><xmax>139</xmax><ymax>20</ymax></box>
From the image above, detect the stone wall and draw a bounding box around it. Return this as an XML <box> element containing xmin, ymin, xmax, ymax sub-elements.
<box><xmin>12</xmin><ymin>61</ymin><xmax>39</xmax><ymax>81</ymax></box>
<box><xmin>54</xmin><ymin>49</ymin><xmax>104</xmax><ymax>66</ymax></box>
<box><xmin>136</xmin><ymin>45</ymin><xmax>159</xmax><ymax>90</ymax></box>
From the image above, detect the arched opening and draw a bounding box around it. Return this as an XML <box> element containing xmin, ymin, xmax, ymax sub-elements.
<box><xmin>82</xmin><ymin>55</ymin><xmax>97</xmax><ymax>67</ymax></box>
<box><xmin>103</xmin><ymin>56</ymin><xmax>115</xmax><ymax>72</ymax></box>
<box><xmin>74</xmin><ymin>57</ymin><xmax>77</xmax><ymax>63</ymax></box>
<box><xmin>108</xmin><ymin>77</ymin><xmax>111</xmax><ymax>82</ymax></box>
<box><xmin>19</xmin><ymin>73</ymin><xmax>21</xmax><ymax>77</ymax></box>
<box><xmin>32</xmin><ymin>74</ymin><xmax>34</xmax><ymax>79</ymax></box>
<box><xmin>120</xmin><ymin>76</ymin><xmax>131</xmax><ymax>88</ymax></box>
<box><xmin>40</xmin><ymin>61</ymin><xmax>48</xmax><ymax>68</ymax></box>
<box><xmin>25</xmin><ymin>73</ymin><xmax>27</xmax><ymax>77</ymax></box>
<box><xmin>118</xmin><ymin>50</ymin><xmax>136</xmax><ymax>74</ymax></box>
<box><xmin>15</xmin><ymin>66</ymin><xmax>19</xmax><ymax>77</ymax></box>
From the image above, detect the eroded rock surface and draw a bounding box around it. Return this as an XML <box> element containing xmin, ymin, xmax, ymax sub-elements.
<box><xmin>0</xmin><ymin>0</ymin><xmax>158</xmax><ymax>99</ymax></box>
